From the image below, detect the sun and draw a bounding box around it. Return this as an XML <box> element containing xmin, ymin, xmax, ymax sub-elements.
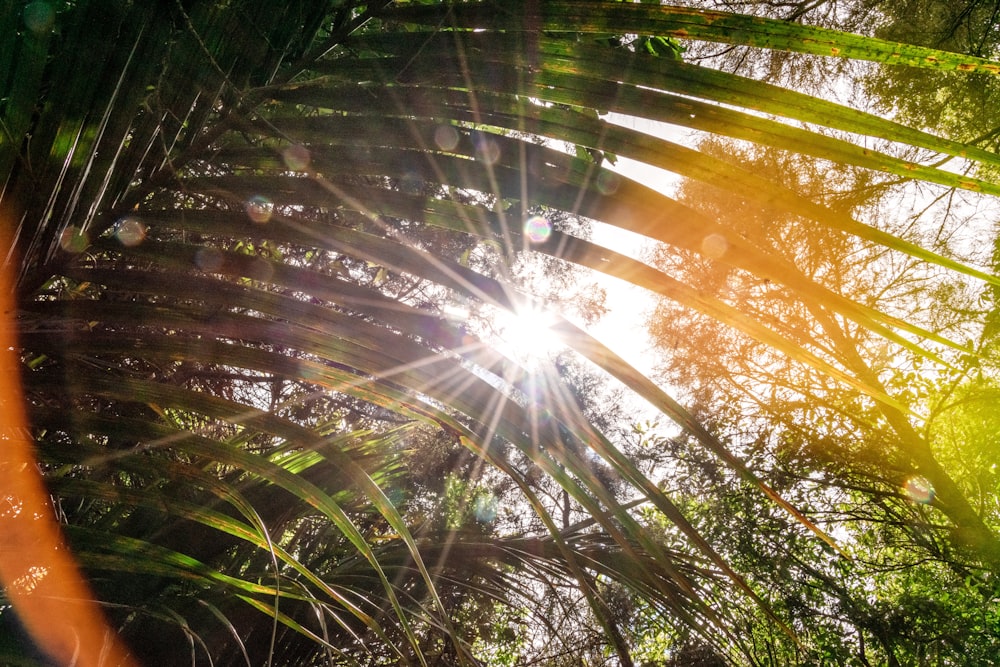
<box><xmin>495</xmin><ymin>304</ymin><xmax>562</xmax><ymax>368</ymax></box>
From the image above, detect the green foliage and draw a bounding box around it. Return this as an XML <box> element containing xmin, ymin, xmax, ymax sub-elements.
<box><xmin>3</xmin><ymin>0</ymin><xmax>1000</xmax><ymax>665</ymax></box>
<box><xmin>862</xmin><ymin>0</ymin><xmax>1000</xmax><ymax>145</ymax></box>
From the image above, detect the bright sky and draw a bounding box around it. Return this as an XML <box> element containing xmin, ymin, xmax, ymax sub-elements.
<box><xmin>583</xmin><ymin>115</ymin><xmax>688</xmax><ymax>376</ymax></box>
<box><xmin>586</xmin><ymin>219</ymin><xmax>658</xmax><ymax>373</ymax></box>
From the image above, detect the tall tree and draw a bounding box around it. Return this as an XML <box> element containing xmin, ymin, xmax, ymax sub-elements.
<box><xmin>644</xmin><ymin>134</ymin><xmax>1000</xmax><ymax>661</ymax></box>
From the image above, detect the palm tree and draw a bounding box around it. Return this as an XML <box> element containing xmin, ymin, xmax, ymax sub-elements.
<box><xmin>3</xmin><ymin>1</ymin><xmax>1000</xmax><ymax>664</ymax></box>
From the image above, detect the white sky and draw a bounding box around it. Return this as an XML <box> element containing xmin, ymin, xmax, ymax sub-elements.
<box><xmin>581</xmin><ymin>115</ymin><xmax>688</xmax><ymax>376</ymax></box>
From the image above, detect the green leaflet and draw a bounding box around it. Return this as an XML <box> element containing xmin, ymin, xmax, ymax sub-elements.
<box><xmin>387</xmin><ymin>1</ymin><xmax>1000</xmax><ymax>74</ymax></box>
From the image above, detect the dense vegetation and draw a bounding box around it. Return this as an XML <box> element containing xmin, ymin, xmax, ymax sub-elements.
<box><xmin>2</xmin><ymin>1</ymin><xmax>999</xmax><ymax>664</ymax></box>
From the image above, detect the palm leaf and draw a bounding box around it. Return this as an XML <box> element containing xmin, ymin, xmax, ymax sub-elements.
<box><xmin>4</xmin><ymin>1</ymin><xmax>1000</xmax><ymax>664</ymax></box>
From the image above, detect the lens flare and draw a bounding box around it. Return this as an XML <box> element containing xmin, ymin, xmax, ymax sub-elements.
<box><xmin>245</xmin><ymin>195</ymin><xmax>273</xmax><ymax>224</ymax></box>
<box><xmin>596</xmin><ymin>171</ymin><xmax>620</xmax><ymax>195</ymax></box>
<box><xmin>701</xmin><ymin>232</ymin><xmax>728</xmax><ymax>259</ymax></box>
<box><xmin>472</xmin><ymin>494</ymin><xmax>498</xmax><ymax>523</ymax></box>
<box><xmin>434</xmin><ymin>125</ymin><xmax>460</xmax><ymax>151</ymax></box>
<box><xmin>114</xmin><ymin>217</ymin><xmax>147</xmax><ymax>247</ymax></box>
<box><xmin>903</xmin><ymin>476</ymin><xmax>935</xmax><ymax>504</ymax></box>
<box><xmin>281</xmin><ymin>144</ymin><xmax>311</xmax><ymax>171</ymax></box>
<box><xmin>59</xmin><ymin>226</ymin><xmax>89</xmax><ymax>254</ymax></box>
<box><xmin>195</xmin><ymin>248</ymin><xmax>225</xmax><ymax>273</ymax></box>
<box><xmin>23</xmin><ymin>1</ymin><xmax>55</xmax><ymax>34</ymax></box>
<box><xmin>524</xmin><ymin>216</ymin><xmax>552</xmax><ymax>243</ymax></box>
<box><xmin>473</xmin><ymin>133</ymin><xmax>500</xmax><ymax>165</ymax></box>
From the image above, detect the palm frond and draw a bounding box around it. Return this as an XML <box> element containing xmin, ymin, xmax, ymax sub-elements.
<box><xmin>3</xmin><ymin>1</ymin><xmax>1000</xmax><ymax>664</ymax></box>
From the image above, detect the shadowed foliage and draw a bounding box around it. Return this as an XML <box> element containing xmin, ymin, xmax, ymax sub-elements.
<box><xmin>2</xmin><ymin>1</ymin><xmax>1000</xmax><ymax>665</ymax></box>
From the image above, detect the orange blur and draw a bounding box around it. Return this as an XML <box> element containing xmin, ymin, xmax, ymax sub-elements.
<box><xmin>0</xmin><ymin>229</ymin><xmax>137</xmax><ymax>665</ymax></box>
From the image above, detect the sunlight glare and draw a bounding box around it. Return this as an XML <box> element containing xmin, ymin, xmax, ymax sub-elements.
<box><xmin>442</xmin><ymin>303</ymin><xmax>470</xmax><ymax>322</ymax></box>
<box><xmin>496</xmin><ymin>305</ymin><xmax>561</xmax><ymax>368</ymax></box>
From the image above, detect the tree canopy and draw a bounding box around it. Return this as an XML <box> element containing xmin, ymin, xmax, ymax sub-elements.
<box><xmin>2</xmin><ymin>1</ymin><xmax>1000</xmax><ymax>665</ymax></box>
